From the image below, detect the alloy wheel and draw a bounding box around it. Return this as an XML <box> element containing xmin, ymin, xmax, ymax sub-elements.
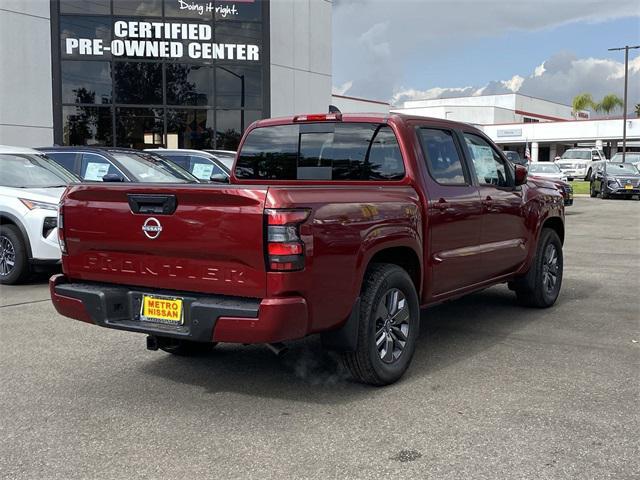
<box><xmin>541</xmin><ymin>243</ymin><xmax>559</xmax><ymax>294</ymax></box>
<box><xmin>374</xmin><ymin>288</ymin><xmax>410</xmax><ymax>363</ymax></box>
<box><xmin>0</xmin><ymin>235</ymin><xmax>16</xmax><ymax>277</ymax></box>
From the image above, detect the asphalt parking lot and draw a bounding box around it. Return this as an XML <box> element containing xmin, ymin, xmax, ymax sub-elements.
<box><xmin>1</xmin><ymin>197</ymin><xmax>638</xmax><ymax>480</ymax></box>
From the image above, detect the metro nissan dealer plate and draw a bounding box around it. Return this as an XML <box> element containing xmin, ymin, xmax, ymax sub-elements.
<box><xmin>140</xmin><ymin>295</ymin><xmax>184</xmax><ymax>325</ymax></box>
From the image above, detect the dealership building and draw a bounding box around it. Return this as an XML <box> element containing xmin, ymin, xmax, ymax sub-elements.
<box><xmin>0</xmin><ymin>0</ymin><xmax>332</xmax><ymax>150</ymax></box>
<box><xmin>394</xmin><ymin>93</ymin><xmax>640</xmax><ymax>161</ymax></box>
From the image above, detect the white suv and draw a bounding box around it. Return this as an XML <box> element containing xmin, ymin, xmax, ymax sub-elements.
<box><xmin>555</xmin><ymin>148</ymin><xmax>606</xmax><ymax>180</ymax></box>
<box><xmin>0</xmin><ymin>145</ymin><xmax>78</xmax><ymax>284</ymax></box>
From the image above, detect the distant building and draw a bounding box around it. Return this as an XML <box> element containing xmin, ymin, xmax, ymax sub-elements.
<box><xmin>393</xmin><ymin>93</ymin><xmax>574</xmax><ymax>125</ymax></box>
<box><xmin>392</xmin><ymin>92</ymin><xmax>638</xmax><ymax>161</ymax></box>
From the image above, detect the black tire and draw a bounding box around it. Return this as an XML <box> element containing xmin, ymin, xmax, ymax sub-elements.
<box><xmin>341</xmin><ymin>263</ymin><xmax>420</xmax><ymax>386</ymax></box>
<box><xmin>0</xmin><ymin>224</ymin><xmax>30</xmax><ymax>285</ymax></box>
<box><xmin>600</xmin><ymin>187</ymin><xmax>608</xmax><ymax>199</ymax></box>
<box><xmin>589</xmin><ymin>182</ymin><xmax>597</xmax><ymax>197</ymax></box>
<box><xmin>514</xmin><ymin>228</ymin><xmax>563</xmax><ymax>308</ymax></box>
<box><xmin>584</xmin><ymin>169</ymin><xmax>592</xmax><ymax>181</ymax></box>
<box><xmin>157</xmin><ymin>337</ymin><xmax>217</xmax><ymax>356</ymax></box>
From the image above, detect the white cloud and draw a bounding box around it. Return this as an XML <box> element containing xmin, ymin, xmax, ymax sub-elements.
<box><xmin>502</xmin><ymin>75</ymin><xmax>525</xmax><ymax>92</ymax></box>
<box><xmin>332</xmin><ymin>81</ymin><xmax>353</xmax><ymax>96</ymax></box>
<box><xmin>333</xmin><ymin>0</ymin><xmax>639</xmax><ymax>101</ymax></box>
<box><xmin>390</xmin><ymin>52</ymin><xmax>640</xmax><ymax>114</ymax></box>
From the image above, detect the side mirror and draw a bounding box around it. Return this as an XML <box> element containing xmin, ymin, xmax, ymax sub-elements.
<box><xmin>102</xmin><ymin>173</ymin><xmax>124</xmax><ymax>182</ymax></box>
<box><xmin>210</xmin><ymin>173</ymin><xmax>229</xmax><ymax>183</ymax></box>
<box><xmin>514</xmin><ymin>164</ymin><xmax>528</xmax><ymax>186</ymax></box>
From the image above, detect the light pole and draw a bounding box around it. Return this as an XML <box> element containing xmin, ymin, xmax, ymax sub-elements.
<box><xmin>608</xmin><ymin>44</ymin><xmax>640</xmax><ymax>162</ymax></box>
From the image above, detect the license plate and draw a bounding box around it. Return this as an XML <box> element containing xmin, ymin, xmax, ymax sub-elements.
<box><xmin>141</xmin><ymin>295</ymin><xmax>184</xmax><ymax>325</ymax></box>
<box><xmin>624</xmin><ymin>184</ymin><xmax>633</xmax><ymax>190</ymax></box>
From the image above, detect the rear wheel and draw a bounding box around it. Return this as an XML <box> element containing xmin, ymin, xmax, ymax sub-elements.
<box><xmin>341</xmin><ymin>264</ymin><xmax>420</xmax><ymax>386</ymax></box>
<box><xmin>0</xmin><ymin>225</ymin><xmax>30</xmax><ymax>285</ymax></box>
<box><xmin>513</xmin><ymin>228</ymin><xmax>563</xmax><ymax>308</ymax></box>
<box><xmin>157</xmin><ymin>337</ymin><xmax>217</xmax><ymax>356</ymax></box>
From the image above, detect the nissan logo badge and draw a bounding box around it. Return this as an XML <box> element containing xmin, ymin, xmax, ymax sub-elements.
<box><xmin>142</xmin><ymin>217</ymin><xmax>163</xmax><ymax>239</ymax></box>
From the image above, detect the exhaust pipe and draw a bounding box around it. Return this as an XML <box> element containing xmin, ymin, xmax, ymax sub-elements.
<box><xmin>266</xmin><ymin>342</ymin><xmax>288</xmax><ymax>356</ymax></box>
<box><xmin>146</xmin><ymin>335</ymin><xmax>159</xmax><ymax>351</ymax></box>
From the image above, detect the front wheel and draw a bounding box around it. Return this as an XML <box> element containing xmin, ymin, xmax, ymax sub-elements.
<box><xmin>600</xmin><ymin>187</ymin><xmax>608</xmax><ymax>199</ymax></box>
<box><xmin>584</xmin><ymin>169</ymin><xmax>592</xmax><ymax>181</ymax></box>
<box><xmin>341</xmin><ymin>264</ymin><xmax>420</xmax><ymax>386</ymax></box>
<box><xmin>513</xmin><ymin>228</ymin><xmax>563</xmax><ymax>308</ymax></box>
<box><xmin>589</xmin><ymin>182</ymin><xmax>598</xmax><ymax>198</ymax></box>
<box><xmin>0</xmin><ymin>225</ymin><xmax>30</xmax><ymax>285</ymax></box>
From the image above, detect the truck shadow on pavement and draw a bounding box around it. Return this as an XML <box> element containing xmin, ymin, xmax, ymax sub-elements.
<box><xmin>139</xmin><ymin>285</ymin><xmax>553</xmax><ymax>403</ymax></box>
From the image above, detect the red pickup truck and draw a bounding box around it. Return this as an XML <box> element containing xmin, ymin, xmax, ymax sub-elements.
<box><xmin>50</xmin><ymin>113</ymin><xmax>565</xmax><ymax>385</ymax></box>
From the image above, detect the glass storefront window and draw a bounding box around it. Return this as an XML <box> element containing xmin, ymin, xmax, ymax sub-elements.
<box><xmin>215</xmin><ymin>65</ymin><xmax>261</xmax><ymax>109</ymax></box>
<box><xmin>60</xmin><ymin>17</ymin><xmax>112</xmax><ymax>59</ymax></box>
<box><xmin>114</xmin><ymin>62</ymin><xmax>163</xmax><ymax>104</ymax></box>
<box><xmin>60</xmin><ymin>0</ymin><xmax>111</xmax><ymax>15</ymax></box>
<box><xmin>166</xmin><ymin>64</ymin><xmax>213</xmax><ymax>106</ymax></box>
<box><xmin>63</xmin><ymin>106</ymin><xmax>113</xmax><ymax>146</ymax></box>
<box><xmin>167</xmin><ymin>109</ymin><xmax>215</xmax><ymax>149</ymax></box>
<box><xmin>116</xmin><ymin>107</ymin><xmax>164</xmax><ymax>148</ymax></box>
<box><xmin>62</xmin><ymin>61</ymin><xmax>112</xmax><ymax>104</ymax></box>
<box><xmin>56</xmin><ymin>1</ymin><xmax>268</xmax><ymax>149</ymax></box>
<box><xmin>216</xmin><ymin>109</ymin><xmax>261</xmax><ymax>150</ymax></box>
<box><xmin>113</xmin><ymin>0</ymin><xmax>162</xmax><ymax>16</ymax></box>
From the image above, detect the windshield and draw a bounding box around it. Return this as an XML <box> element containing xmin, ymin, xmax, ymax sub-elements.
<box><xmin>606</xmin><ymin>163</ymin><xmax>638</xmax><ymax>175</ymax></box>
<box><xmin>529</xmin><ymin>163</ymin><xmax>561</xmax><ymax>174</ymax></box>
<box><xmin>611</xmin><ymin>153</ymin><xmax>640</xmax><ymax>163</ymax></box>
<box><xmin>561</xmin><ymin>150</ymin><xmax>590</xmax><ymax>160</ymax></box>
<box><xmin>0</xmin><ymin>153</ymin><xmax>78</xmax><ymax>188</ymax></box>
<box><xmin>111</xmin><ymin>152</ymin><xmax>197</xmax><ymax>183</ymax></box>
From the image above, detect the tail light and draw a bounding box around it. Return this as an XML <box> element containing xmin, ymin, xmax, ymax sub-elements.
<box><xmin>265</xmin><ymin>209</ymin><xmax>310</xmax><ymax>271</ymax></box>
<box><xmin>58</xmin><ymin>206</ymin><xmax>67</xmax><ymax>254</ymax></box>
<box><xmin>293</xmin><ymin>113</ymin><xmax>342</xmax><ymax>122</ymax></box>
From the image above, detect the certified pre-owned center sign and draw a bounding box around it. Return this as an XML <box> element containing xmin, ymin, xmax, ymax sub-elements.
<box><xmin>64</xmin><ymin>20</ymin><xmax>260</xmax><ymax>61</ymax></box>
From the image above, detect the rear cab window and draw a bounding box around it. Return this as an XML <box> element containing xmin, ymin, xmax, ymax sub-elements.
<box><xmin>235</xmin><ymin>122</ymin><xmax>405</xmax><ymax>181</ymax></box>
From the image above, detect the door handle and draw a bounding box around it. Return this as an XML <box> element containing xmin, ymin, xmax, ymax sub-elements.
<box><xmin>482</xmin><ymin>196</ymin><xmax>498</xmax><ymax>212</ymax></box>
<box><xmin>433</xmin><ymin>198</ymin><xmax>456</xmax><ymax>213</ymax></box>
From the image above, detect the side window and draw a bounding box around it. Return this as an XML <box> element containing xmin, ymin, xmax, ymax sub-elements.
<box><xmin>46</xmin><ymin>152</ymin><xmax>77</xmax><ymax>173</ymax></box>
<box><xmin>189</xmin><ymin>156</ymin><xmax>226</xmax><ymax>180</ymax></box>
<box><xmin>80</xmin><ymin>153</ymin><xmax>120</xmax><ymax>181</ymax></box>
<box><xmin>417</xmin><ymin>128</ymin><xmax>467</xmax><ymax>185</ymax></box>
<box><xmin>165</xmin><ymin>154</ymin><xmax>189</xmax><ymax>170</ymax></box>
<box><xmin>463</xmin><ymin>133</ymin><xmax>510</xmax><ymax>187</ymax></box>
<box><xmin>367</xmin><ymin>127</ymin><xmax>405</xmax><ymax>180</ymax></box>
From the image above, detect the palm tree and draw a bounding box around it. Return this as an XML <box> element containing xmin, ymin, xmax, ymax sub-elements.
<box><xmin>594</xmin><ymin>94</ymin><xmax>624</xmax><ymax>116</ymax></box>
<box><xmin>572</xmin><ymin>93</ymin><xmax>595</xmax><ymax>117</ymax></box>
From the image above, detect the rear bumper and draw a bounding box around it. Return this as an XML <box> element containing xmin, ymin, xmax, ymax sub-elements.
<box><xmin>49</xmin><ymin>274</ymin><xmax>309</xmax><ymax>344</ymax></box>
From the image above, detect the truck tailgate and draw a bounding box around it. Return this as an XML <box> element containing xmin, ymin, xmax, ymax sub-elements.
<box><xmin>61</xmin><ymin>184</ymin><xmax>268</xmax><ymax>298</ymax></box>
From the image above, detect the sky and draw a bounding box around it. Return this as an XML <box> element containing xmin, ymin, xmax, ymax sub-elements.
<box><xmin>332</xmin><ymin>0</ymin><xmax>640</xmax><ymax>111</ymax></box>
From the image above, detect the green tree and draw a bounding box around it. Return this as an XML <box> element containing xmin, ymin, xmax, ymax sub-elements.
<box><xmin>594</xmin><ymin>94</ymin><xmax>624</xmax><ymax>115</ymax></box>
<box><xmin>634</xmin><ymin>103</ymin><xmax>640</xmax><ymax>117</ymax></box>
<box><xmin>572</xmin><ymin>93</ymin><xmax>595</xmax><ymax>115</ymax></box>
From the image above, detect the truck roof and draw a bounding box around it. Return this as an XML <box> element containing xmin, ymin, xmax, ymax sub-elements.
<box><xmin>252</xmin><ymin>112</ymin><xmax>478</xmax><ymax>130</ymax></box>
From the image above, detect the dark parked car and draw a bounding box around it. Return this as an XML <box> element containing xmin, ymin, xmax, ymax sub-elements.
<box><xmin>37</xmin><ymin>147</ymin><xmax>199</xmax><ymax>183</ymax></box>
<box><xmin>590</xmin><ymin>162</ymin><xmax>640</xmax><ymax>199</ymax></box>
<box><xmin>146</xmin><ymin>149</ymin><xmax>230</xmax><ymax>183</ymax></box>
